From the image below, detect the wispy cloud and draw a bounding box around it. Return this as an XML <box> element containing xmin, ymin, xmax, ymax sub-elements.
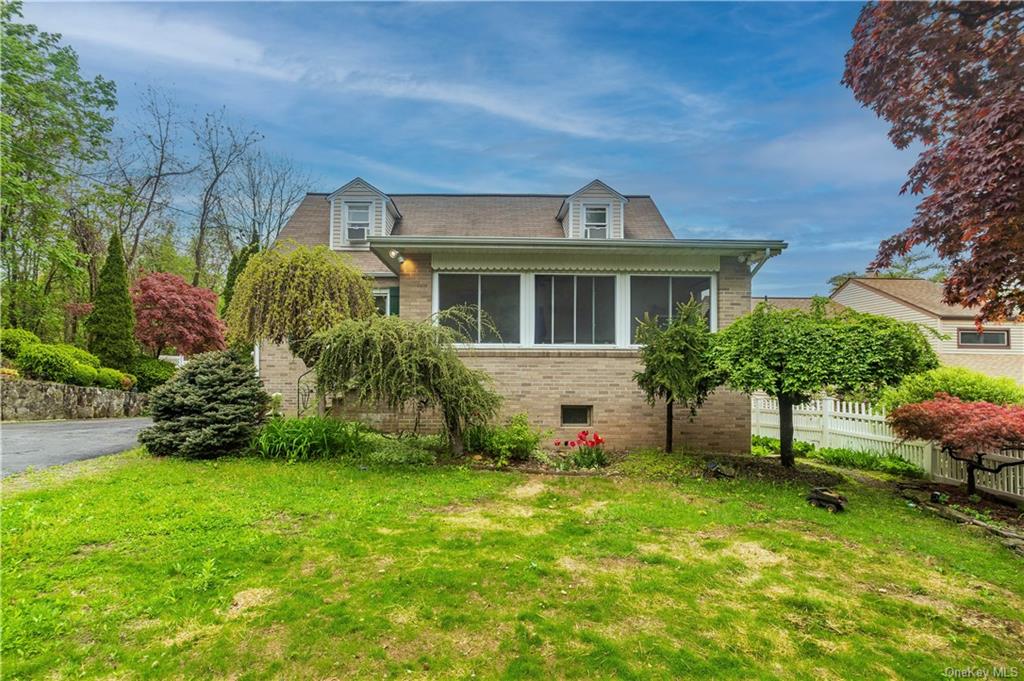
<box><xmin>25</xmin><ymin>3</ymin><xmax>732</xmax><ymax>144</ymax></box>
<box><xmin>747</xmin><ymin>120</ymin><xmax>915</xmax><ymax>187</ymax></box>
<box><xmin>26</xmin><ymin>4</ymin><xmax>300</xmax><ymax>81</ymax></box>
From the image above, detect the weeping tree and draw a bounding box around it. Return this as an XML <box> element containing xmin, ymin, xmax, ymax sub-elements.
<box><xmin>633</xmin><ymin>299</ymin><xmax>719</xmax><ymax>453</ymax></box>
<box><xmin>714</xmin><ymin>299</ymin><xmax>937</xmax><ymax>468</ymax></box>
<box><xmin>308</xmin><ymin>313</ymin><xmax>502</xmax><ymax>456</ymax></box>
<box><xmin>224</xmin><ymin>243</ymin><xmax>375</xmax><ymax>361</ymax></box>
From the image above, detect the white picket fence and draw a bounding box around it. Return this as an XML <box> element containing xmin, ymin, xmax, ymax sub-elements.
<box><xmin>751</xmin><ymin>394</ymin><xmax>1024</xmax><ymax>502</ymax></box>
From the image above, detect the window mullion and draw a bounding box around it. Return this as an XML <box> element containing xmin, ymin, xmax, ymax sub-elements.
<box><xmin>573</xmin><ymin>276</ymin><xmax>577</xmax><ymax>344</ymax></box>
<box><xmin>477</xmin><ymin>275</ymin><xmax>482</xmax><ymax>343</ymax></box>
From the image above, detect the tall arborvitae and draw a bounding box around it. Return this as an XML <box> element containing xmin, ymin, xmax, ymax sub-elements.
<box><xmin>87</xmin><ymin>231</ymin><xmax>137</xmax><ymax>369</ymax></box>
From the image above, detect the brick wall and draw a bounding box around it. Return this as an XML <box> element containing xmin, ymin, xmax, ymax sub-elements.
<box><xmin>260</xmin><ymin>253</ymin><xmax>754</xmax><ymax>453</ymax></box>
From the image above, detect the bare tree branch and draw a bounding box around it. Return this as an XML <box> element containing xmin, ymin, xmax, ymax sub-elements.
<box><xmin>189</xmin><ymin>109</ymin><xmax>261</xmax><ymax>286</ymax></box>
<box><xmin>221</xmin><ymin>149</ymin><xmax>312</xmax><ymax>252</ymax></box>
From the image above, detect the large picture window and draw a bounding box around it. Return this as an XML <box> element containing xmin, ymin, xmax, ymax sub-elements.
<box><xmin>534</xmin><ymin>275</ymin><xmax>616</xmax><ymax>344</ymax></box>
<box><xmin>438</xmin><ymin>274</ymin><xmax>520</xmax><ymax>343</ymax></box>
<box><xmin>630</xmin><ymin>275</ymin><xmax>712</xmax><ymax>341</ymax></box>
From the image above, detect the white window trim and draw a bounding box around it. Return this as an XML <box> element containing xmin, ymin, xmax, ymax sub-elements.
<box><xmin>372</xmin><ymin>288</ymin><xmax>390</xmax><ymax>316</ymax></box>
<box><xmin>432</xmin><ymin>270</ymin><xmax>719</xmax><ymax>349</ymax></box>
<box><xmin>582</xmin><ymin>202</ymin><xmax>611</xmax><ymax>240</ymax></box>
<box><xmin>343</xmin><ymin>200</ymin><xmax>373</xmax><ymax>248</ymax></box>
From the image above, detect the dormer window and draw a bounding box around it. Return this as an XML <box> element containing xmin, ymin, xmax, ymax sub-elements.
<box><xmin>584</xmin><ymin>205</ymin><xmax>608</xmax><ymax>239</ymax></box>
<box><xmin>345</xmin><ymin>202</ymin><xmax>371</xmax><ymax>243</ymax></box>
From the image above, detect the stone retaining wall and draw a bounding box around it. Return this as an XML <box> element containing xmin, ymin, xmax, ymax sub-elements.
<box><xmin>1</xmin><ymin>377</ymin><xmax>148</xmax><ymax>421</ymax></box>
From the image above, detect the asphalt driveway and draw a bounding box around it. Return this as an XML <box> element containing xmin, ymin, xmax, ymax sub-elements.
<box><xmin>0</xmin><ymin>417</ymin><xmax>151</xmax><ymax>477</ymax></box>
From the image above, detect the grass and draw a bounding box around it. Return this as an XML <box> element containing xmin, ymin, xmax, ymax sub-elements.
<box><xmin>2</xmin><ymin>449</ymin><xmax>1023</xmax><ymax>679</ymax></box>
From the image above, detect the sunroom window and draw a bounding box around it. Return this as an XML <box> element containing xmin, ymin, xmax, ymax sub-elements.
<box><xmin>534</xmin><ymin>275</ymin><xmax>616</xmax><ymax>344</ymax></box>
<box><xmin>630</xmin><ymin>276</ymin><xmax>712</xmax><ymax>341</ymax></box>
<box><xmin>583</xmin><ymin>206</ymin><xmax>608</xmax><ymax>239</ymax></box>
<box><xmin>438</xmin><ymin>274</ymin><xmax>520</xmax><ymax>343</ymax></box>
<box><xmin>345</xmin><ymin>202</ymin><xmax>370</xmax><ymax>242</ymax></box>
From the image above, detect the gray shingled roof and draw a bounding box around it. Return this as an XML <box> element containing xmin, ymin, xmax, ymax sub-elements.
<box><xmin>278</xmin><ymin>192</ymin><xmax>674</xmax><ymax>247</ymax></box>
<box><xmin>388</xmin><ymin>194</ymin><xmax>671</xmax><ymax>239</ymax></box>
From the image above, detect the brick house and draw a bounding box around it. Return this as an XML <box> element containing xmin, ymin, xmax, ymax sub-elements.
<box><xmin>258</xmin><ymin>178</ymin><xmax>787</xmax><ymax>452</ymax></box>
<box><xmin>831</xmin><ymin>277</ymin><xmax>1023</xmax><ymax>384</ymax></box>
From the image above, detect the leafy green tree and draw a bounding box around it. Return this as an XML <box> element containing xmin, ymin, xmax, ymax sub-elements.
<box><xmin>224</xmin><ymin>244</ymin><xmax>375</xmax><ymax>360</ymax></box>
<box><xmin>86</xmin><ymin>231</ymin><xmax>136</xmax><ymax>369</ymax></box>
<box><xmin>221</xmin><ymin>236</ymin><xmax>260</xmax><ymax>315</ymax></box>
<box><xmin>714</xmin><ymin>300</ymin><xmax>937</xmax><ymax>467</ymax></box>
<box><xmin>309</xmin><ymin>315</ymin><xmax>502</xmax><ymax>457</ymax></box>
<box><xmin>0</xmin><ymin>2</ymin><xmax>116</xmax><ymax>333</ymax></box>
<box><xmin>633</xmin><ymin>300</ymin><xmax>718</xmax><ymax>453</ymax></box>
<box><xmin>828</xmin><ymin>250</ymin><xmax>947</xmax><ymax>293</ymax></box>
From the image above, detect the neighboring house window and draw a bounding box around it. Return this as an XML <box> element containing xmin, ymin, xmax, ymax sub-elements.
<box><xmin>957</xmin><ymin>328</ymin><xmax>1010</xmax><ymax>348</ymax></box>
<box><xmin>438</xmin><ymin>274</ymin><xmax>520</xmax><ymax>343</ymax></box>
<box><xmin>534</xmin><ymin>275</ymin><xmax>615</xmax><ymax>344</ymax></box>
<box><xmin>345</xmin><ymin>202</ymin><xmax>371</xmax><ymax>243</ymax></box>
<box><xmin>630</xmin><ymin>275</ymin><xmax>712</xmax><ymax>341</ymax></box>
<box><xmin>583</xmin><ymin>205</ymin><xmax>608</xmax><ymax>239</ymax></box>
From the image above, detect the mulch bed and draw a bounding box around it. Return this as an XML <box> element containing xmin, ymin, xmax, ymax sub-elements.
<box><xmin>897</xmin><ymin>481</ymin><xmax>1024</xmax><ymax>531</ymax></box>
<box><xmin>692</xmin><ymin>452</ymin><xmax>844</xmax><ymax>487</ymax></box>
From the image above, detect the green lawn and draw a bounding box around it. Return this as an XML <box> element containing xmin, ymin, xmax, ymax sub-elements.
<box><xmin>3</xmin><ymin>450</ymin><xmax>1022</xmax><ymax>679</ymax></box>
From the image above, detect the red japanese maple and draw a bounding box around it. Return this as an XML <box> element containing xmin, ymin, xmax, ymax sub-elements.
<box><xmin>888</xmin><ymin>394</ymin><xmax>1024</xmax><ymax>494</ymax></box>
<box><xmin>843</xmin><ymin>3</ymin><xmax>1023</xmax><ymax>321</ymax></box>
<box><xmin>131</xmin><ymin>271</ymin><xmax>226</xmax><ymax>357</ymax></box>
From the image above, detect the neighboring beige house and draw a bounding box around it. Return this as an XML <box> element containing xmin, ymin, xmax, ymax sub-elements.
<box><xmin>258</xmin><ymin>177</ymin><xmax>787</xmax><ymax>452</ymax></box>
<box><xmin>831</xmin><ymin>277</ymin><xmax>1023</xmax><ymax>383</ymax></box>
<box><xmin>750</xmin><ymin>296</ymin><xmax>846</xmax><ymax>314</ymax></box>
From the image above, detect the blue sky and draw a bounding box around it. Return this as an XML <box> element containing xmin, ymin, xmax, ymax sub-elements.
<box><xmin>25</xmin><ymin>1</ymin><xmax>922</xmax><ymax>296</ymax></box>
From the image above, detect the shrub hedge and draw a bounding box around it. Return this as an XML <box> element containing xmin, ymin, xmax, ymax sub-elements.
<box><xmin>15</xmin><ymin>344</ymin><xmax>94</xmax><ymax>386</ymax></box>
<box><xmin>1</xmin><ymin>328</ymin><xmax>40</xmax><ymax>359</ymax></box>
<box><xmin>51</xmin><ymin>343</ymin><xmax>101</xmax><ymax>368</ymax></box>
<box><xmin>95</xmin><ymin>367</ymin><xmax>136</xmax><ymax>390</ymax></box>
<box><xmin>128</xmin><ymin>357</ymin><xmax>177</xmax><ymax>392</ymax></box>
<box><xmin>877</xmin><ymin>366</ymin><xmax>1024</xmax><ymax>413</ymax></box>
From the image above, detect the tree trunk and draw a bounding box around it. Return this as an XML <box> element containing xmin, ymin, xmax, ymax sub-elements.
<box><xmin>966</xmin><ymin>462</ymin><xmax>977</xmax><ymax>496</ymax></box>
<box><xmin>778</xmin><ymin>394</ymin><xmax>795</xmax><ymax>468</ymax></box>
<box><xmin>665</xmin><ymin>400</ymin><xmax>674</xmax><ymax>454</ymax></box>
<box><xmin>445</xmin><ymin>408</ymin><xmax>464</xmax><ymax>457</ymax></box>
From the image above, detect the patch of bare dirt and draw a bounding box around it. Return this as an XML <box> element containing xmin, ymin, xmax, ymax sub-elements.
<box><xmin>225</xmin><ymin>588</ymin><xmax>275</xmax><ymax>619</ymax></box>
<box><xmin>257</xmin><ymin>511</ymin><xmax>308</xmax><ymax>536</ymax></box>
<box><xmin>72</xmin><ymin>541</ymin><xmax>114</xmax><ymax>557</ymax></box>
<box><xmin>162</xmin><ymin>621</ymin><xmax>216</xmax><ymax>647</ymax></box>
<box><xmin>507</xmin><ymin>479</ymin><xmax>547</xmax><ymax>499</ymax></box>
